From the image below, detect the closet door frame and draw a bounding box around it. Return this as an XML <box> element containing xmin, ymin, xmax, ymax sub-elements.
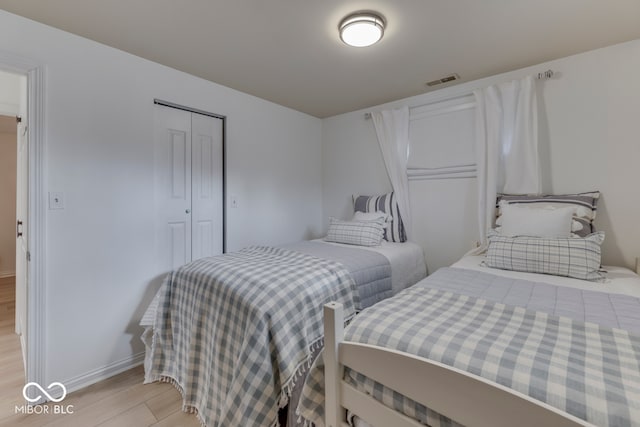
<box><xmin>153</xmin><ymin>99</ymin><xmax>226</xmax><ymax>255</ymax></box>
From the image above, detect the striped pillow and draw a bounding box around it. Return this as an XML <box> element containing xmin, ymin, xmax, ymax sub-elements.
<box><xmin>324</xmin><ymin>217</ymin><xmax>385</xmax><ymax>247</ymax></box>
<box><xmin>496</xmin><ymin>192</ymin><xmax>600</xmax><ymax>237</ymax></box>
<box><xmin>353</xmin><ymin>192</ymin><xmax>407</xmax><ymax>242</ymax></box>
<box><xmin>485</xmin><ymin>230</ymin><xmax>605</xmax><ymax>281</ymax></box>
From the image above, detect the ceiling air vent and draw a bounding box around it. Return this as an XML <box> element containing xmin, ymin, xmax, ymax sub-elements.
<box><xmin>426</xmin><ymin>74</ymin><xmax>460</xmax><ymax>87</ymax></box>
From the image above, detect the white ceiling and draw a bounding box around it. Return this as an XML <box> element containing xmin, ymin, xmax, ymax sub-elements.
<box><xmin>1</xmin><ymin>1</ymin><xmax>640</xmax><ymax>118</ymax></box>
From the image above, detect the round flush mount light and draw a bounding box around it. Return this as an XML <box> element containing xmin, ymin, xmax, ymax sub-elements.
<box><xmin>339</xmin><ymin>12</ymin><xmax>385</xmax><ymax>47</ymax></box>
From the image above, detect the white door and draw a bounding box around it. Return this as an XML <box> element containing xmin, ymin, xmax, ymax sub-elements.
<box><xmin>155</xmin><ymin>106</ymin><xmax>192</xmax><ymax>272</ymax></box>
<box><xmin>154</xmin><ymin>105</ymin><xmax>223</xmax><ymax>273</ymax></box>
<box><xmin>15</xmin><ymin>115</ymin><xmax>28</xmax><ymax>361</ymax></box>
<box><xmin>191</xmin><ymin>113</ymin><xmax>224</xmax><ymax>259</ymax></box>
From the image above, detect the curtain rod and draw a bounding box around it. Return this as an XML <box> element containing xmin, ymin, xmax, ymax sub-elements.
<box><xmin>536</xmin><ymin>69</ymin><xmax>554</xmax><ymax>80</ymax></box>
<box><xmin>364</xmin><ymin>69</ymin><xmax>555</xmax><ymax>120</ymax></box>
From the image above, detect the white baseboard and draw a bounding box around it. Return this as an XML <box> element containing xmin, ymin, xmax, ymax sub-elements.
<box><xmin>0</xmin><ymin>271</ymin><xmax>16</xmax><ymax>279</ymax></box>
<box><xmin>63</xmin><ymin>352</ymin><xmax>145</xmax><ymax>395</ymax></box>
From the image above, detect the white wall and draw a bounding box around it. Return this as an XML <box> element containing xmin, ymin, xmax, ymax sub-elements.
<box><xmin>0</xmin><ymin>10</ymin><xmax>323</xmax><ymax>388</ymax></box>
<box><xmin>322</xmin><ymin>39</ymin><xmax>640</xmax><ymax>273</ymax></box>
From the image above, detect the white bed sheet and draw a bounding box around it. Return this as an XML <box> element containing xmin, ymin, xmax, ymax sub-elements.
<box><xmin>315</xmin><ymin>239</ymin><xmax>427</xmax><ymax>295</ymax></box>
<box><xmin>451</xmin><ymin>254</ymin><xmax>640</xmax><ymax>298</ymax></box>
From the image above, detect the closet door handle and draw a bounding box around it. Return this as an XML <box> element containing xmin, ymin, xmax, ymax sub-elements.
<box><xmin>185</xmin><ymin>209</ymin><xmax>191</xmax><ymax>214</ymax></box>
<box><xmin>17</xmin><ymin>220</ymin><xmax>23</xmax><ymax>238</ymax></box>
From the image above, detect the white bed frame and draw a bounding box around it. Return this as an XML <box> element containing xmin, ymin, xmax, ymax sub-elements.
<box><xmin>323</xmin><ymin>302</ymin><xmax>594</xmax><ymax>427</ymax></box>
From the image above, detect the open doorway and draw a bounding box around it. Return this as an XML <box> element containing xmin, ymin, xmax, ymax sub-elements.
<box><xmin>0</xmin><ymin>67</ymin><xmax>28</xmax><ymax>379</ymax></box>
<box><xmin>0</xmin><ymin>116</ymin><xmax>17</xmax><ymax>280</ymax></box>
<box><xmin>0</xmin><ymin>68</ymin><xmax>27</xmax><ymax>411</ymax></box>
<box><xmin>0</xmin><ymin>113</ymin><xmax>23</xmax><ymax>414</ymax></box>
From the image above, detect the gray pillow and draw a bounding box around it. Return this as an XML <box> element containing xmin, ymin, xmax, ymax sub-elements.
<box><xmin>353</xmin><ymin>192</ymin><xmax>407</xmax><ymax>242</ymax></box>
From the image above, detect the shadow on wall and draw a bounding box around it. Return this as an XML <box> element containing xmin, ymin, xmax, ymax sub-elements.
<box><xmin>304</xmin><ymin>225</ymin><xmax>322</xmax><ymax>241</ymax></box>
<box><xmin>125</xmin><ymin>273</ymin><xmax>168</xmax><ymax>357</ymax></box>
<box><xmin>595</xmin><ymin>195</ymin><xmax>625</xmax><ymax>269</ymax></box>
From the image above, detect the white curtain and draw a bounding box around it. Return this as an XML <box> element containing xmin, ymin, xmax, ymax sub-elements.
<box><xmin>473</xmin><ymin>75</ymin><xmax>540</xmax><ymax>249</ymax></box>
<box><xmin>371</xmin><ymin>106</ymin><xmax>412</xmax><ymax>239</ymax></box>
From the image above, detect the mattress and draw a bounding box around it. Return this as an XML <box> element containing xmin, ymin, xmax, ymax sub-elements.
<box><xmin>285</xmin><ymin>239</ymin><xmax>427</xmax><ymax>295</ymax></box>
<box><xmin>453</xmin><ymin>254</ymin><xmax>640</xmax><ymax>297</ymax></box>
<box><xmin>284</xmin><ymin>241</ymin><xmax>391</xmax><ymax>310</ymax></box>
<box><xmin>141</xmin><ymin>239</ymin><xmax>426</xmax><ymax>327</ymax></box>
<box><xmin>302</xmin><ymin>256</ymin><xmax>640</xmax><ymax>427</ymax></box>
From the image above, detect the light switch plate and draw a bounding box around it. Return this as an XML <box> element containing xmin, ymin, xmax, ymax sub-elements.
<box><xmin>49</xmin><ymin>192</ymin><xmax>64</xmax><ymax>210</ymax></box>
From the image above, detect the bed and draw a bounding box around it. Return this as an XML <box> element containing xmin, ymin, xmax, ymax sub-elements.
<box><xmin>140</xmin><ymin>235</ymin><xmax>426</xmax><ymax>427</ymax></box>
<box><xmin>297</xmin><ymin>255</ymin><xmax>640</xmax><ymax>427</ymax></box>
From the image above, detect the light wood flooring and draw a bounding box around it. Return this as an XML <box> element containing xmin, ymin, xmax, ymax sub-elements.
<box><xmin>0</xmin><ymin>276</ymin><xmax>201</xmax><ymax>427</ymax></box>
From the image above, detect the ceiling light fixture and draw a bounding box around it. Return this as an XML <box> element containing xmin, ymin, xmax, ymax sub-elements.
<box><xmin>339</xmin><ymin>12</ymin><xmax>385</xmax><ymax>47</ymax></box>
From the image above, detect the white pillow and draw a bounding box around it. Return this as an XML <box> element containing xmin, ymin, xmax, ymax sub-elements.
<box><xmin>496</xmin><ymin>192</ymin><xmax>600</xmax><ymax>238</ymax></box>
<box><xmin>496</xmin><ymin>208</ymin><xmax>585</xmax><ymax>235</ymax></box>
<box><xmin>500</xmin><ymin>204</ymin><xmax>574</xmax><ymax>237</ymax></box>
<box><xmin>353</xmin><ymin>211</ymin><xmax>392</xmax><ymax>224</ymax></box>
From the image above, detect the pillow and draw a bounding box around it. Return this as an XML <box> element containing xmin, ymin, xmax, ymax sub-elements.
<box><xmin>324</xmin><ymin>217</ymin><xmax>385</xmax><ymax>247</ymax></box>
<box><xmin>496</xmin><ymin>191</ymin><xmax>600</xmax><ymax>237</ymax></box>
<box><xmin>352</xmin><ymin>210</ymin><xmax>392</xmax><ymax>225</ymax></box>
<box><xmin>353</xmin><ymin>192</ymin><xmax>406</xmax><ymax>242</ymax></box>
<box><xmin>499</xmin><ymin>204</ymin><xmax>574</xmax><ymax>237</ymax></box>
<box><xmin>485</xmin><ymin>230</ymin><xmax>605</xmax><ymax>281</ymax></box>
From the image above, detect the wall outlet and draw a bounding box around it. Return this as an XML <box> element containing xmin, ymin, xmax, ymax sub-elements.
<box><xmin>49</xmin><ymin>192</ymin><xmax>64</xmax><ymax>210</ymax></box>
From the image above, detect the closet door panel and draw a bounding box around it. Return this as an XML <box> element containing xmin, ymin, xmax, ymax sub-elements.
<box><xmin>170</xmin><ymin>130</ymin><xmax>188</xmax><ymax>199</ymax></box>
<box><xmin>154</xmin><ymin>105</ymin><xmax>193</xmax><ymax>272</ymax></box>
<box><xmin>169</xmin><ymin>222</ymin><xmax>188</xmax><ymax>269</ymax></box>
<box><xmin>191</xmin><ymin>113</ymin><xmax>224</xmax><ymax>260</ymax></box>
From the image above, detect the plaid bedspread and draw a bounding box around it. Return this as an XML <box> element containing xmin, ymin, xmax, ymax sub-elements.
<box><xmin>298</xmin><ymin>270</ymin><xmax>640</xmax><ymax>427</ymax></box>
<box><xmin>145</xmin><ymin>246</ymin><xmax>360</xmax><ymax>427</ymax></box>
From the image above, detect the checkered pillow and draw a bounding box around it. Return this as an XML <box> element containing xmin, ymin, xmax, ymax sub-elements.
<box><xmin>353</xmin><ymin>192</ymin><xmax>407</xmax><ymax>242</ymax></box>
<box><xmin>325</xmin><ymin>217</ymin><xmax>385</xmax><ymax>247</ymax></box>
<box><xmin>486</xmin><ymin>230</ymin><xmax>605</xmax><ymax>281</ymax></box>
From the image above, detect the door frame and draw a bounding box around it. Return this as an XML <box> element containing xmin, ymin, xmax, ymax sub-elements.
<box><xmin>0</xmin><ymin>51</ymin><xmax>47</xmax><ymax>394</ymax></box>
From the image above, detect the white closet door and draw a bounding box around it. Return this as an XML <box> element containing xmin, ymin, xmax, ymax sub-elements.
<box><xmin>154</xmin><ymin>104</ymin><xmax>224</xmax><ymax>273</ymax></box>
<box><xmin>154</xmin><ymin>105</ymin><xmax>192</xmax><ymax>271</ymax></box>
<box><xmin>191</xmin><ymin>113</ymin><xmax>223</xmax><ymax>260</ymax></box>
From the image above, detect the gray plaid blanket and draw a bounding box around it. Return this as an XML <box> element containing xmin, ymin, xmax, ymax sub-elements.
<box><xmin>145</xmin><ymin>246</ymin><xmax>359</xmax><ymax>427</ymax></box>
<box><xmin>298</xmin><ymin>269</ymin><xmax>640</xmax><ymax>427</ymax></box>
